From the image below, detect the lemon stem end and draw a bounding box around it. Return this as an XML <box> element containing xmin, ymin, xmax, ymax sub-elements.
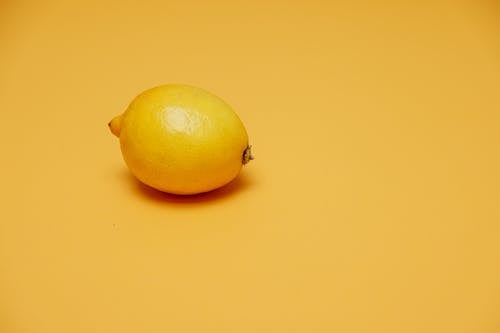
<box><xmin>243</xmin><ymin>145</ymin><xmax>254</xmax><ymax>165</ymax></box>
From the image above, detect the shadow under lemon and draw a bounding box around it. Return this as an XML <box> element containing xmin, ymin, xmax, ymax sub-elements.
<box><xmin>121</xmin><ymin>168</ymin><xmax>254</xmax><ymax>204</ymax></box>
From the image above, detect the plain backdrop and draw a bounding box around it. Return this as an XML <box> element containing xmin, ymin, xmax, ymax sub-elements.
<box><xmin>1</xmin><ymin>0</ymin><xmax>499</xmax><ymax>332</ymax></box>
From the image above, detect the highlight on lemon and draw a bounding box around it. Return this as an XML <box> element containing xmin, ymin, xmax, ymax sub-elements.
<box><xmin>108</xmin><ymin>84</ymin><xmax>253</xmax><ymax>195</ymax></box>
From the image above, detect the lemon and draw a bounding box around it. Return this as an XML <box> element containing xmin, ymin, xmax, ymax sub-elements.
<box><xmin>109</xmin><ymin>84</ymin><xmax>253</xmax><ymax>195</ymax></box>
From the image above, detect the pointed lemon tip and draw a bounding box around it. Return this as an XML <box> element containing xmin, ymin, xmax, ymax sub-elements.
<box><xmin>108</xmin><ymin>115</ymin><xmax>122</xmax><ymax>137</ymax></box>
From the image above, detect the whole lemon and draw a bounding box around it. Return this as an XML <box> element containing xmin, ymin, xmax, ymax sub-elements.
<box><xmin>108</xmin><ymin>84</ymin><xmax>253</xmax><ymax>195</ymax></box>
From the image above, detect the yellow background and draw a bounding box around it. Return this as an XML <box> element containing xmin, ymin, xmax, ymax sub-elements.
<box><xmin>1</xmin><ymin>0</ymin><xmax>499</xmax><ymax>332</ymax></box>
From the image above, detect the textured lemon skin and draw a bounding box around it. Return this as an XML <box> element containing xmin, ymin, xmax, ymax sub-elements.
<box><xmin>112</xmin><ymin>84</ymin><xmax>249</xmax><ymax>195</ymax></box>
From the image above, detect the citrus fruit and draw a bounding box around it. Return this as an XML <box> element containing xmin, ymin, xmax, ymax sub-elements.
<box><xmin>108</xmin><ymin>84</ymin><xmax>253</xmax><ymax>195</ymax></box>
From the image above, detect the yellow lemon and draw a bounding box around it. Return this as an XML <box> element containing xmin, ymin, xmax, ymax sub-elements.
<box><xmin>109</xmin><ymin>84</ymin><xmax>253</xmax><ymax>195</ymax></box>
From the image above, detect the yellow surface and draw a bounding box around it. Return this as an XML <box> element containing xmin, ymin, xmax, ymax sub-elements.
<box><xmin>1</xmin><ymin>1</ymin><xmax>499</xmax><ymax>332</ymax></box>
